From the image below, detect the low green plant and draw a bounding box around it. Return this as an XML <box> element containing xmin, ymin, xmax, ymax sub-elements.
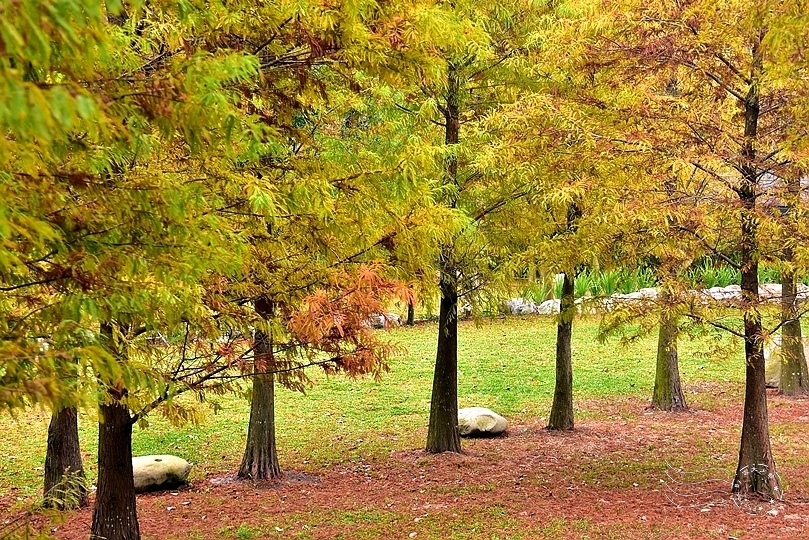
<box><xmin>715</xmin><ymin>265</ymin><xmax>740</xmax><ymax>287</ymax></box>
<box><xmin>758</xmin><ymin>265</ymin><xmax>781</xmax><ymax>284</ymax></box>
<box><xmin>599</xmin><ymin>270</ymin><xmax>621</xmax><ymax>296</ymax></box>
<box><xmin>615</xmin><ymin>268</ymin><xmax>656</xmax><ymax>294</ymax></box>
<box><xmin>520</xmin><ymin>280</ymin><xmax>552</xmax><ymax>304</ymax></box>
<box><xmin>574</xmin><ymin>272</ymin><xmax>593</xmax><ymax>298</ymax></box>
<box><xmin>688</xmin><ymin>260</ymin><xmax>740</xmax><ymax>288</ymax></box>
<box><xmin>235</xmin><ymin>525</ymin><xmax>259</xmax><ymax>540</ymax></box>
<box><xmin>554</xmin><ymin>273</ymin><xmax>564</xmax><ymax>299</ymax></box>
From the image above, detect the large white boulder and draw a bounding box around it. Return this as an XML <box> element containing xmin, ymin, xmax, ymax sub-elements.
<box><xmin>458</xmin><ymin>407</ymin><xmax>508</xmax><ymax>437</ymax></box>
<box><xmin>536</xmin><ymin>299</ymin><xmax>561</xmax><ymax>315</ymax></box>
<box><xmin>132</xmin><ymin>455</ymin><xmax>192</xmax><ymax>493</ymax></box>
<box><xmin>505</xmin><ymin>298</ymin><xmax>538</xmax><ymax>315</ymax></box>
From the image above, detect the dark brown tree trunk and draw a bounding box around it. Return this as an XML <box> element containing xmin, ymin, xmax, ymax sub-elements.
<box><xmin>732</xmin><ymin>68</ymin><xmax>781</xmax><ymax>500</ymax></box>
<box><xmin>426</xmin><ymin>249</ymin><xmax>461</xmax><ymax>453</ymax></box>
<box><xmin>91</xmin><ymin>322</ymin><xmax>140</xmax><ymax>540</ymax></box>
<box><xmin>238</xmin><ymin>296</ymin><xmax>282</xmax><ymax>479</ymax></box>
<box><xmin>91</xmin><ymin>399</ymin><xmax>139</xmax><ymax>540</ymax></box>
<box><xmin>407</xmin><ymin>299</ymin><xmax>415</xmax><ymax>326</ymax></box>
<box><xmin>548</xmin><ymin>272</ymin><xmax>575</xmax><ymax>430</ymax></box>
<box><xmin>779</xmin><ymin>271</ymin><xmax>809</xmax><ymax>395</ymax></box>
<box><xmin>426</xmin><ymin>62</ymin><xmax>462</xmax><ymax>454</ymax></box>
<box><xmin>651</xmin><ymin>311</ymin><xmax>687</xmax><ymax>411</ymax></box>
<box><xmin>44</xmin><ymin>406</ymin><xmax>88</xmax><ymax>509</ymax></box>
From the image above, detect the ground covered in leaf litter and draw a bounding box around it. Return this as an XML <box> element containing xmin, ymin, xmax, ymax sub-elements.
<box><xmin>7</xmin><ymin>391</ymin><xmax>809</xmax><ymax>540</ymax></box>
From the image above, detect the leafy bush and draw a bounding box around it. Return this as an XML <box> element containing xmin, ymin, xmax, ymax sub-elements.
<box><xmin>688</xmin><ymin>260</ymin><xmax>739</xmax><ymax>288</ymax></box>
<box><xmin>574</xmin><ymin>273</ymin><xmax>593</xmax><ymax>298</ymax></box>
<box><xmin>520</xmin><ymin>281</ymin><xmax>553</xmax><ymax>304</ymax></box>
<box><xmin>617</xmin><ymin>268</ymin><xmax>656</xmax><ymax>294</ymax></box>
<box><xmin>758</xmin><ymin>265</ymin><xmax>780</xmax><ymax>284</ymax></box>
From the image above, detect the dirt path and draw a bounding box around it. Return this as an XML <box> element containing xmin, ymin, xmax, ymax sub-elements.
<box><xmin>5</xmin><ymin>394</ymin><xmax>809</xmax><ymax>539</ymax></box>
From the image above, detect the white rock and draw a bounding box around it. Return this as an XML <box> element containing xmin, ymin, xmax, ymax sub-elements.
<box><xmin>132</xmin><ymin>455</ymin><xmax>192</xmax><ymax>493</ymax></box>
<box><xmin>699</xmin><ymin>285</ymin><xmax>743</xmax><ymax>302</ymax></box>
<box><xmin>460</xmin><ymin>302</ymin><xmax>473</xmax><ymax>318</ymax></box>
<box><xmin>458</xmin><ymin>407</ymin><xmax>508</xmax><ymax>437</ymax></box>
<box><xmin>505</xmin><ymin>298</ymin><xmax>538</xmax><ymax>315</ymax></box>
<box><xmin>759</xmin><ymin>283</ymin><xmax>782</xmax><ymax>300</ymax></box>
<box><xmin>636</xmin><ymin>287</ymin><xmax>659</xmax><ymax>299</ymax></box>
<box><xmin>536</xmin><ymin>299</ymin><xmax>561</xmax><ymax>315</ymax></box>
<box><xmin>368</xmin><ymin>313</ymin><xmax>402</xmax><ymax>329</ymax></box>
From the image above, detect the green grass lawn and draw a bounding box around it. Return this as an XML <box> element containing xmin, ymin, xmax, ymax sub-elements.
<box><xmin>0</xmin><ymin>315</ymin><xmax>745</xmax><ymax>503</ymax></box>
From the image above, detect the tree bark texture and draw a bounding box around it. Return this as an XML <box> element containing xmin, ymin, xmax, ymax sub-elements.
<box><xmin>91</xmin><ymin>400</ymin><xmax>140</xmax><ymax>540</ymax></box>
<box><xmin>426</xmin><ymin>63</ymin><xmax>462</xmax><ymax>454</ymax></box>
<box><xmin>779</xmin><ymin>274</ymin><xmax>809</xmax><ymax>396</ymax></box>
<box><xmin>548</xmin><ymin>272</ymin><xmax>575</xmax><ymax>430</ymax></box>
<box><xmin>239</xmin><ymin>296</ymin><xmax>282</xmax><ymax>479</ymax></box>
<box><xmin>44</xmin><ymin>406</ymin><xmax>88</xmax><ymax>509</ymax></box>
<box><xmin>651</xmin><ymin>312</ymin><xmax>687</xmax><ymax>411</ymax></box>
<box><xmin>732</xmin><ymin>71</ymin><xmax>781</xmax><ymax>500</ymax></box>
<box><xmin>426</xmin><ymin>249</ymin><xmax>461</xmax><ymax>453</ymax></box>
<box><xmin>406</xmin><ymin>299</ymin><xmax>415</xmax><ymax>326</ymax></box>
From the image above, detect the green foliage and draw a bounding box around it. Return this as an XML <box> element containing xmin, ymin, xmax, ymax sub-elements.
<box><xmin>519</xmin><ymin>280</ymin><xmax>553</xmax><ymax>304</ymax></box>
<box><xmin>758</xmin><ymin>265</ymin><xmax>781</xmax><ymax>284</ymax></box>
<box><xmin>615</xmin><ymin>268</ymin><xmax>657</xmax><ymax>294</ymax></box>
<box><xmin>574</xmin><ymin>273</ymin><xmax>592</xmax><ymax>299</ymax></box>
<box><xmin>687</xmin><ymin>261</ymin><xmax>741</xmax><ymax>289</ymax></box>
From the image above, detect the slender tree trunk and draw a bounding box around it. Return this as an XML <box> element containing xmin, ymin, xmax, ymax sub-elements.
<box><xmin>91</xmin><ymin>399</ymin><xmax>139</xmax><ymax>540</ymax></box>
<box><xmin>44</xmin><ymin>406</ymin><xmax>87</xmax><ymax>509</ymax></box>
<box><xmin>426</xmin><ymin>249</ymin><xmax>461</xmax><ymax>453</ymax></box>
<box><xmin>548</xmin><ymin>272</ymin><xmax>575</xmax><ymax>430</ymax></box>
<box><xmin>779</xmin><ymin>271</ymin><xmax>809</xmax><ymax>395</ymax></box>
<box><xmin>426</xmin><ymin>63</ymin><xmax>462</xmax><ymax>454</ymax></box>
<box><xmin>407</xmin><ymin>299</ymin><xmax>415</xmax><ymax>326</ymax></box>
<box><xmin>239</xmin><ymin>297</ymin><xmax>282</xmax><ymax>479</ymax></box>
<box><xmin>651</xmin><ymin>310</ymin><xmax>687</xmax><ymax>411</ymax></box>
<box><xmin>732</xmin><ymin>67</ymin><xmax>781</xmax><ymax>500</ymax></box>
<box><xmin>778</xmin><ymin>171</ymin><xmax>809</xmax><ymax>397</ymax></box>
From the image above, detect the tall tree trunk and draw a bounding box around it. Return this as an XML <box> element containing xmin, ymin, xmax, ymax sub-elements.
<box><xmin>651</xmin><ymin>310</ymin><xmax>687</xmax><ymax>411</ymax></box>
<box><xmin>426</xmin><ymin>62</ymin><xmax>462</xmax><ymax>454</ymax></box>
<box><xmin>779</xmin><ymin>271</ymin><xmax>809</xmax><ymax>395</ymax></box>
<box><xmin>238</xmin><ymin>296</ymin><xmax>282</xmax><ymax>479</ymax></box>
<box><xmin>548</xmin><ymin>272</ymin><xmax>575</xmax><ymax>430</ymax></box>
<box><xmin>426</xmin><ymin>249</ymin><xmax>461</xmax><ymax>453</ymax></box>
<box><xmin>91</xmin><ymin>322</ymin><xmax>139</xmax><ymax>540</ymax></box>
<box><xmin>778</xmin><ymin>171</ymin><xmax>809</xmax><ymax>396</ymax></box>
<box><xmin>406</xmin><ymin>298</ymin><xmax>415</xmax><ymax>326</ymax></box>
<box><xmin>91</xmin><ymin>399</ymin><xmax>139</xmax><ymax>540</ymax></box>
<box><xmin>732</xmin><ymin>67</ymin><xmax>781</xmax><ymax>500</ymax></box>
<box><xmin>44</xmin><ymin>406</ymin><xmax>87</xmax><ymax>509</ymax></box>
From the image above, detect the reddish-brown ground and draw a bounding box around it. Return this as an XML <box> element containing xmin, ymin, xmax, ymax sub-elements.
<box><xmin>5</xmin><ymin>392</ymin><xmax>809</xmax><ymax>539</ymax></box>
